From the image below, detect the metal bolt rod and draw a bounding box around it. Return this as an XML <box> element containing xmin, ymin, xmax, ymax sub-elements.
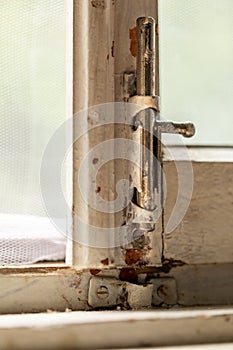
<box><xmin>136</xmin><ymin>17</ymin><xmax>156</xmax><ymax>96</ymax></box>
<box><xmin>133</xmin><ymin>17</ymin><xmax>195</xmax><ymax>214</ymax></box>
<box><xmin>135</xmin><ymin>17</ymin><xmax>158</xmax><ymax>211</ymax></box>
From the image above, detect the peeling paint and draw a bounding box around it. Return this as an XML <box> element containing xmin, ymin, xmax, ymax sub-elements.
<box><xmin>92</xmin><ymin>158</ymin><xmax>99</xmax><ymax>165</ymax></box>
<box><xmin>100</xmin><ymin>258</ymin><xmax>109</xmax><ymax>265</ymax></box>
<box><xmin>91</xmin><ymin>0</ymin><xmax>106</xmax><ymax>9</ymax></box>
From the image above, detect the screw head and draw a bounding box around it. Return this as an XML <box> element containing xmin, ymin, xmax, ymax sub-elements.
<box><xmin>96</xmin><ymin>285</ymin><xmax>109</xmax><ymax>299</ymax></box>
<box><xmin>157</xmin><ymin>284</ymin><xmax>168</xmax><ymax>301</ymax></box>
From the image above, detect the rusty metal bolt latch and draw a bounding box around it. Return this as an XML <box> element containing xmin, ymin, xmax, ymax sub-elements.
<box><xmin>130</xmin><ymin>16</ymin><xmax>195</xmax><ymax>212</ymax></box>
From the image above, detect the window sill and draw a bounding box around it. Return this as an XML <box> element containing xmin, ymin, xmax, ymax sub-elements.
<box><xmin>0</xmin><ymin>308</ymin><xmax>232</xmax><ymax>349</ymax></box>
<box><xmin>163</xmin><ymin>146</ymin><xmax>233</xmax><ymax>162</ymax></box>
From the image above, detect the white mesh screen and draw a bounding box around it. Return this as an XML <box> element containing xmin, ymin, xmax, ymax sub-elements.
<box><xmin>0</xmin><ymin>0</ymin><xmax>66</xmax><ymax>265</ymax></box>
<box><xmin>0</xmin><ymin>214</ymin><xmax>65</xmax><ymax>265</ymax></box>
<box><xmin>159</xmin><ymin>0</ymin><xmax>233</xmax><ymax>145</ymax></box>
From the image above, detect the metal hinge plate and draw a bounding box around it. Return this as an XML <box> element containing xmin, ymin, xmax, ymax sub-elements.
<box><xmin>88</xmin><ymin>275</ymin><xmax>177</xmax><ymax>309</ymax></box>
<box><xmin>88</xmin><ymin>276</ymin><xmax>153</xmax><ymax>309</ymax></box>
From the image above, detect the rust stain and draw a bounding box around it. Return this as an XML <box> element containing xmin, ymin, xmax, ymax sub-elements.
<box><xmin>91</xmin><ymin>0</ymin><xmax>106</xmax><ymax>9</ymax></box>
<box><xmin>72</xmin><ymin>204</ymin><xmax>75</xmax><ymax>217</ymax></box>
<box><xmin>155</xmin><ymin>22</ymin><xmax>159</xmax><ymax>36</ymax></box>
<box><xmin>95</xmin><ymin>186</ymin><xmax>101</xmax><ymax>193</ymax></box>
<box><xmin>92</xmin><ymin>157</ymin><xmax>99</xmax><ymax>165</ymax></box>
<box><xmin>125</xmin><ymin>249</ymin><xmax>145</xmax><ymax>265</ymax></box>
<box><xmin>111</xmin><ymin>40</ymin><xmax>115</xmax><ymax>57</ymax></box>
<box><xmin>119</xmin><ymin>268</ymin><xmax>138</xmax><ymax>284</ymax></box>
<box><xmin>90</xmin><ymin>269</ymin><xmax>101</xmax><ymax>275</ymax></box>
<box><xmin>129</xmin><ymin>27</ymin><xmax>137</xmax><ymax>57</ymax></box>
<box><xmin>100</xmin><ymin>258</ymin><xmax>109</xmax><ymax>265</ymax></box>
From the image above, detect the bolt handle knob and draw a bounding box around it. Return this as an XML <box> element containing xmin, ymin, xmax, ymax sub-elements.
<box><xmin>157</xmin><ymin>120</ymin><xmax>195</xmax><ymax>138</ymax></box>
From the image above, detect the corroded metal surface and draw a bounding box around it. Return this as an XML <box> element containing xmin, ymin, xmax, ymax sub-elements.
<box><xmin>136</xmin><ymin>17</ymin><xmax>156</xmax><ymax>96</ymax></box>
<box><xmin>135</xmin><ymin>17</ymin><xmax>160</xmax><ymax>211</ymax></box>
<box><xmin>157</xmin><ymin>120</ymin><xmax>195</xmax><ymax>138</ymax></box>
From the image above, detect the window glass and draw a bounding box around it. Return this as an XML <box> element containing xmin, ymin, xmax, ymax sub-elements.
<box><xmin>0</xmin><ymin>0</ymin><xmax>66</xmax><ymax>265</ymax></box>
<box><xmin>159</xmin><ymin>0</ymin><xmax>233</xmax><ymax>145</ymax></box>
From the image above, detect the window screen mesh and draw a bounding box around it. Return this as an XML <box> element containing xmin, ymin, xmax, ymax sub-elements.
<box><xmin>0</xmin><ymin>0</ymin><xmax>66</xmax><ymax>264</ymax></box>
<box><xmin>159</xmin><ymin>0</ymin><xmax>233</xmax><ymax>145</ymax></box>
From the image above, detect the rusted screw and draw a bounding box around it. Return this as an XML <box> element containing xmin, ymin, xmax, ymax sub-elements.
<box><xmin>96</xmin><ymin>285</ymin><xmax>109</xmax><ymax>299</ymax></box>
<box><xmin>157</xmin><ymin>284</ymin><xmax>168</xmax><ymax>301</ymax></box>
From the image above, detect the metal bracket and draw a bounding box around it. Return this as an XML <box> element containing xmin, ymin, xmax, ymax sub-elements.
<box><xmin>88</xmin><ymin>275</ymin><xmax>177</xmax><ymax>309</ymax></box>
<box><xmin>150</xmin><ymin>277</ymin><xmax>177</xmax><ymax>306</ymax></box>
<box><xmin>88</xmin><ymin>276</ymin><xmax>153</xmax><ymax>309</ymax></box>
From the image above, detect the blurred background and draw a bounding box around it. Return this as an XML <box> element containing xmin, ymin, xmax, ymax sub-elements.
<box><xmin>159</xmin><ymin>0</ymin><xmax>233</xmax><ymax>145</ymax></box>
<box><xmin>0</xmin><ymin>0</ymin><xmax>65</xmax><ymax>216</ymax></box>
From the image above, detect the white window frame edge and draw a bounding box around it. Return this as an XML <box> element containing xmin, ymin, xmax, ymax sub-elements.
<box><xmin>65</xmin><ymin>0</ymin><xmax>74</xmax><ymax>267</ymax></box>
